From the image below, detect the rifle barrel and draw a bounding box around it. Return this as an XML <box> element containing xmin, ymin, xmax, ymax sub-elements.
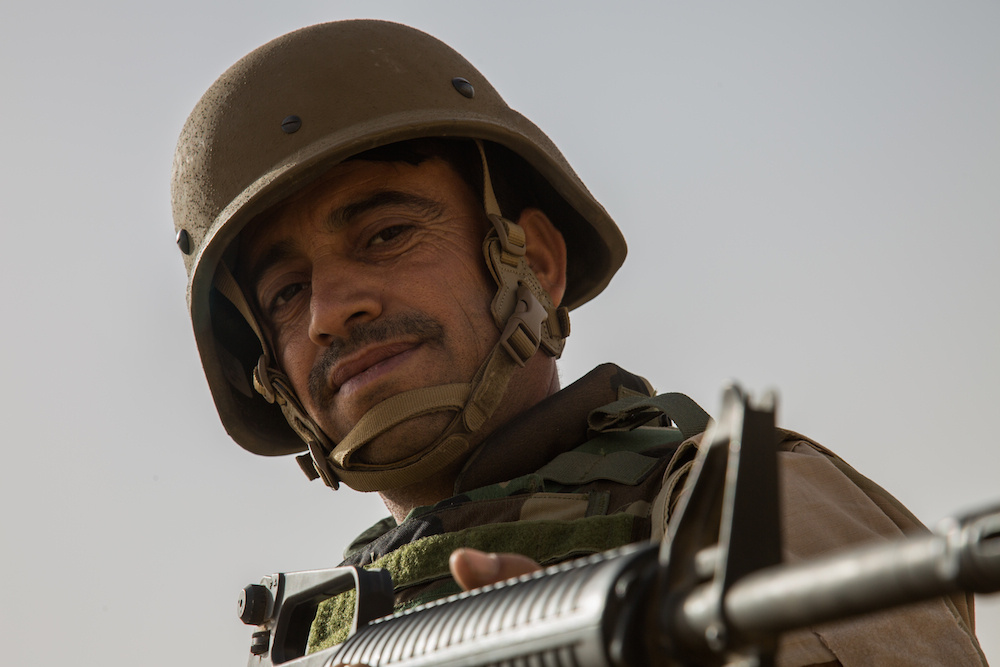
<box><xmin>676</xmin><ymin>506</ymin><xmax>1000</xmax><ymax>646</ymax></box>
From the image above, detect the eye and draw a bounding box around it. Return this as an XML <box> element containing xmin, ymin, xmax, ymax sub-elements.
<box><xmin>367</xmin><ymin>224</ymin><xmax>411</xmax><ymax>247</ymax></box>
<box><xmin>270</xmin><ymin>282</ymin><xmax>307</xmax><ymax>311</ymax></box>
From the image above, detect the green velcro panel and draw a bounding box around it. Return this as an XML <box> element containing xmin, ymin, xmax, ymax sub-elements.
<box><xmin>588</xmin><ymin>392</ymin><xmax>711</xmax><ymax>439</ymax></box>
<box><xmin>535</xmin><ymin>450</ymin><xmax>658</xmax><ymax>486</ymax></box>
<box><xmin>308</xmin><ymin>513</ymin><xmax>637</xmax><ymax>653</ymax></box>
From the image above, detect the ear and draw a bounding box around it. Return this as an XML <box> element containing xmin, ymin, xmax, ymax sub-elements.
<box><xmin>517</xmin><ymin>208</ymin><xmax>567</xmax><ymax>307</ymax></box>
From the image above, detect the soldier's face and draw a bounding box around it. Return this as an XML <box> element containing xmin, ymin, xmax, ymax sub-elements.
<box><xmin>242</xmin><ymin>158</ymin><xmax>498</xmax><ymax>464</ymax></box>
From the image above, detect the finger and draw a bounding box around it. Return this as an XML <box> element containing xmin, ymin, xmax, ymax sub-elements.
<box><xmin>449</xmin><ymin>548</ymin><xmax>542</xmax><ymax>591</ymax></box>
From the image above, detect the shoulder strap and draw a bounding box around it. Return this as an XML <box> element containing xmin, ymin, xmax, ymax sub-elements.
<box><xmin>588</xmin><ymin>392</ymin><xmax>712</xmax><ymax>439</ymax></box>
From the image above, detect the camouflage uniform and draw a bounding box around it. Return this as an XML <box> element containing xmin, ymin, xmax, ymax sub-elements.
<box><xmin>307</xmin><ymin>365</ymin><xmax>989</xmax><ymax>665</ymax></box>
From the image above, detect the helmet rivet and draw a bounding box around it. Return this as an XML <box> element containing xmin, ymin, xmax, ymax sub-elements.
<box><xmin>176</xmin><ymin>229</ymin><xmax>192</xmax><ymax>254</ymax></box>
<box><xmin>281</xmin><ymin>115</ymin><xmax>302</xmax><ymax>134</ymax></box>
<box><xmin>452</xmin><ymin>77</ymin><xmax>475</xmax><ymax>99</ymax></box>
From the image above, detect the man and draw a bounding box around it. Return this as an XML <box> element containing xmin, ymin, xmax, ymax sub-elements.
<box><xmin>172</xmin><ymin>20</ymin><xmax>988</xmax><ymax>665</ymax></box>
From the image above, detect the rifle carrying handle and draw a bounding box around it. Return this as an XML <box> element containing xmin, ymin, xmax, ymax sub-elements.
<box><xmin>244</xmin><ymin>565</ymin><xmax>395</xmax><ymax>666</ymax></box>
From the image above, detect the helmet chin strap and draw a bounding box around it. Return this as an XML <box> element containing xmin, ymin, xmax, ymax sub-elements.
<box><xmin>221</xmin><ymin>141</ymin><xmax>570</xmax><ymax>492</ymax></box>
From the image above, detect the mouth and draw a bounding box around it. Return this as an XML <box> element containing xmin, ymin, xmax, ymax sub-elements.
<box><xmin>330</xmin><ymin>341</ymin><xmax>423</xmax><ymax>399</ymax></box>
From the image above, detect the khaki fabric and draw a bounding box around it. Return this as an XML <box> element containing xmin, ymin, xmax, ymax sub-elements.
<box><xmin>652</xmin><ymin>430</ymin><xmax>988</xmax><ymax>666</ymax></box>
<box><xmin>775</xmin><ymin>437</ymin><xmax>987</xmax><ymax>666</ymax></box>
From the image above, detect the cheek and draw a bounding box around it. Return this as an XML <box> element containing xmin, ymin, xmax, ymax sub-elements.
<box><xmin>274</xmin><ymin>324</ymin><xmax>315</xmax><ymax>397</ymax></box>
<box><xmin>398</xmin><ymin>250</ymin><xmax>496</xmax><ymax>357</ymax></box>
<box><xmin>447</xmin><ymin>268</ymin><xmax>499</xmax><ymax>358</ymax></box>
<box><xmin>403</xmin><ymin>232</ymin><xmax>492</xmax><ymax>308</ymax></box>
<box><xmin>440</xmin><ymin>233</ymin><xmax>494</xmax><ymax>296</ymax></box>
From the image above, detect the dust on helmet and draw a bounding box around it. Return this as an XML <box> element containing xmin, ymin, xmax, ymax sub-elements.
<box><xmin>171</xmin><ymin>20</ymin><xmax>626</xmax><ymax>490</ymax></box>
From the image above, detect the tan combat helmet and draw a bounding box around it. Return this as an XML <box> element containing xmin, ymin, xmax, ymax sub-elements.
<box><xmin>172</xmin><ymin>20</ymin><xmax>626</xmax><ymax>491</ymax></box>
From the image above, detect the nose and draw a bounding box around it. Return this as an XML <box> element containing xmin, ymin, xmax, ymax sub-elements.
<box><xmin>307</xmin><ymin>259</ymin><xmax>383</xmax><ymax>346</ymax></box>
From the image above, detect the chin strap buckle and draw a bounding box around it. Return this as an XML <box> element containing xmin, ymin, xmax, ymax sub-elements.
<box><xmin>253</xmin><ymin>355</ymin><xmax>342</xmax><ymax>489</ymax></box>
<box><xmin>499</xmin><ymin>284</ymin><xmax>547</xmax><ymax>366</ymax></box>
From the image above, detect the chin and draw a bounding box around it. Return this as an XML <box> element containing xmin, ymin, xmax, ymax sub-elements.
<box><xmin>349</xmin><ymin>411</ymin><xmax>455</xmax><ymax>466</ymax></box>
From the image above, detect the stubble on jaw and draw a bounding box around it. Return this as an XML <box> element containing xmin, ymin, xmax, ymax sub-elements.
<box><xmin>306</xmin><ymin>312</ymin><xmax>446</xmax><ymax>411</ymax></box>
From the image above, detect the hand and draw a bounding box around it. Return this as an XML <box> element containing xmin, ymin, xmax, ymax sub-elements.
<box><xmin>448</xmin><ymin>548</ymin><xmax>542</xmax><ymax>591</ymax></box>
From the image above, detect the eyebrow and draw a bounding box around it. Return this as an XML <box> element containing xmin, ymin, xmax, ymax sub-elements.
<box><xmin>326</xmin><ymin>190</ymin><xmax>445</xmax><ymax>231</ymax></box>
<box><xmin>245</xmin><ymin>238</ymin><xmax>299</xmax><ymax>296</ymax></box>
<box><xmin>244</xmin><ymin>190</ymin><xmax>446</xmax><ymax>293</ymax></box>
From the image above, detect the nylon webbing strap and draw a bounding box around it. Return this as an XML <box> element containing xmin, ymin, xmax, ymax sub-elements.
<box><xmin>588</xmin><ymin>393</ymin><xmax>712</xmax><ymax>439</ymax></box>
<box><xmin>331</xmin><ymin>383</ymin><xmax>472</xmax><ymax>467</ymax></box>
<box><xmin>333</xmin><ymin>434</ymin><xmax>471</xmax><ymax>492</ymax></box>
<box><xmin>462</xmin><ymin>342</ymin><xmax>519</xmax><ymax>431</ymax></box>
<box><xmin>215</xmin><ymin>261</ymin><xmax>269</xmax><ymax>353</ymax></box>
<box><xmin>476</xmin><ymin>139</ymin><xmax>503</xmax><ymax>219</ymax></box>
<box><xmin>327</xmin><ymin>335</ymin><xmax>524</xmax><ymax>491</ymax></box>
<box><xmin>331</xmin><ymin>341</ymin><xmax>523</xmax><ymax>489</ymax></box>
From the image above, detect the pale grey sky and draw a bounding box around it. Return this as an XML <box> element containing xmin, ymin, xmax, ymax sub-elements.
<box><xmin>2</xmin><ymin>2</ymin><xmax>997</xmax><ymax>664</ymax></box>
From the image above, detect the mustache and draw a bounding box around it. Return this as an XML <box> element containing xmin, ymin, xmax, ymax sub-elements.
<box><xmin>307</xmin><ymin>313</ymin><xmax>445</xmax><ymax>409</ymax></box>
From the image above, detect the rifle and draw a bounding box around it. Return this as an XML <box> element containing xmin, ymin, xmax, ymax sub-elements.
<box><xmin>238</xmin><ymin>385</ymin><xmax>1000</xmax><ymax>666</ymax></box>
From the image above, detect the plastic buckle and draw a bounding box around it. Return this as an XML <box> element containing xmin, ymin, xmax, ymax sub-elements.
<box><xmin>488</xmin><ymin>213</ymin><xmax>526</xmax><ymax>260</ymax></box>
<box><xmin>499</xmin><ymin>284</ymin><xmax>547</xmax><ymax>366</ymax></box>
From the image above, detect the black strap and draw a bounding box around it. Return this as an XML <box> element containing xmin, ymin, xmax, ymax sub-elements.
<box><xmin>588</xmin><ymin>392</ymin><xmax>712</xmax><ymax>439</ymax></box>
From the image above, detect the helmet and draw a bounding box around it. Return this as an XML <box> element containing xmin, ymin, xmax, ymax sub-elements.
<box><xmin>171</xmin><ymin>20</ymin><xmax>626</xmax><ymax>486</ymax></box>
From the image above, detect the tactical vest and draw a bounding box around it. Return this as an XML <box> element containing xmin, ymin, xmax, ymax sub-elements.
<box><xmin>306</xmin><ymin>366</ymin><xmax>710</xmax><ymax>652</ymax></box>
